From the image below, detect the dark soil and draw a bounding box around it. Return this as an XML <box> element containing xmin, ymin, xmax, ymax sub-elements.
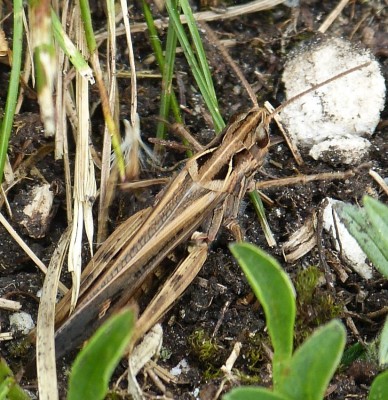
<box><xmin>0</xmin><ymin>1</ymin><xmax>387</xmax><ymax>399</ymax></box>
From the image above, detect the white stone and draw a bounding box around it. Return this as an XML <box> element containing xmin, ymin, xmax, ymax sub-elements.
<box><xmin>280</xmin><ymin>37</ymin><xmax>386</xmax><ymax>164</ymax></box>
<box><xmin>9</xmin><ymin>312</ymin><xmax>35</xmax><ymax>335</ymax></box>
<box><xmin>309</xmin><ymin>135</ymin><xmax>371</xmax><ymax>165</ymax></box>
<box><xmin>170</xmin><ymin>358</ymin><xmax>189</xmax><ymax>376</ymax></box>
<box><xmin>322</xmin><ymin>198</ymin><xmax>373</xmax><ymax>280</ymax></box>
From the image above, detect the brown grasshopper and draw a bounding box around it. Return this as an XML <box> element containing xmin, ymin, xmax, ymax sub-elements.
<box><xmin>53</xmin><ymin>63</ymin><xmax>370</xmax><ymax>358</ymax></box>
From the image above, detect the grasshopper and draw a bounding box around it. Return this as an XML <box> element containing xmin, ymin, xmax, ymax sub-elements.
<box><xmin>53</xmin><ymin>62</ymin><xmax>370</xmax><ymax>358</ymax></box>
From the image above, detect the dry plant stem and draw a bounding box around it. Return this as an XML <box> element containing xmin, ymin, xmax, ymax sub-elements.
<box><xmin>120</xmin><ymin>0</ymin><xmax>137</xmax><ymax>126</ymax></box>
<box><xmin>369</xmin><ymin>169</ymin><xmax>388</xmax><ymax>197</ymax></box>
<box><xmin>212</xmin><ymin>300</ymin><xmax>230</xmax><ymax>338</ymax></box>
<box><xmin>214</xmin><ymin>342</ymin><xmax>242</xmax><ymax>400</ymax></box>
<box><xmin>318</xmin><ymin>0</ymin><xmax>350</xmax><ymax>34</ymax></box>
<box><xmin>316</xmin><ymin>200</ymin><xmax>335</xmax><ymax>293</ymax></box>
<box><xmin>96</xmin><ymin>0</ymin><xmax>286</xmax><ymax>38</ymax></box>
<box><xmin>68</xmin><ymin>8</ymin><xmax>97</xmax><ymax>310</ymax></box>
<box><xmin>255</xmin><ymin>169</ymin><xmax>356</xmax><ymax>190</ymax></box>
<box><xmin>36</xmin><ymin>228</ymin><xmax>71</xmax><ymax>400</ymax></box>
<box><xmin>170</xmin><ymin>122</ymin><xmax>204</xmax><ymax>152</ymax></box>
<box><xmin>91</xmin><ymin>53</ymin><xmax>125</xmax><ymax>180</ymax></box>
<box><xmin>97</xmin><ymin>0</ymin><xmax>119</xmax><ymax>245</ymax></box>
<box><xmin>0</xmin><ymin>211</ymin><xmax>68</xmax><ymax>294</ymax></box>
<box><xmin>0</xmin><ymin>333</ymin><xmax>13</xmax><ymax>341</ymax></box>
<box><xmin>366</xmin><ymin>306</ymin><xmax>388</xmax><ymax>320</ymax></box>
<box><xmin>264</xmin><ymin>102</ymin><xmax>304</xmax><ymax>166</ymax></box>
<box><xmin>0</xmin><ymin>298</ymin><xmax>21</xmax><ymax>311</ymax></box>
<box><xmin>199</xmin><ymin>22</ymin><xmax>258</xmax><ymax>107</ymax></box>
<box><xmin>344</xmin><ymin>306</ymin><xmax>365</xmax><ymax>345</ymax></box>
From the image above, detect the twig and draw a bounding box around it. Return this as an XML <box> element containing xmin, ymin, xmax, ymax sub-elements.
<box><xmin>265</xmin><ymin>101</ymin><xmax>304</xmax><ymax>166</ymax></box>
<box><xmin>0</xmin><ymin>211</ymin><xmax>68</xmax><ymax>295</ymax></box>
<box><xmin>318</xmin><ymin>0</ymin><xmax>350</xmax><ymax>34</ymax></box>
<box><xmin>0</xmin><ymin>298</ymin><xmax>22</xmax><ymax>311</ymax></box>
<box><xmin>255</xmin><ymin>169</ymin><xmax>356</xmax><ymax>190</ymax></box>
<box><xmin>200</xmin><ymin>22</ymin><xmax>258</xmax><ymax>107</ymax></box>
<box><xmin>96</xmin><ymin>0</ymin><xmax>286</xmax><ymax>38</ymax></box>
<box><xmin>369</xmin><ymin>169</ymin><xmax>388</xmax><ymax>197</ymax></box>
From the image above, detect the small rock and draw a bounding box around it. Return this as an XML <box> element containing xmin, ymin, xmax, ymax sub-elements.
<box><xmin>280</xmin><ymin>37</ymin><xmax>386</xmax><ymax>165</ymax></box>
<box><xmin>9</xmin><ymin>311</ymin><xmax>35</xmax><ymax>335</ymax></box>
<box><xmin>13</xmin><ymin>183</ymin><xmax>55</xmax><ymax>238</ymax></box>
<box><xmin>170</xmin><ymin>358</ymin><xmax>190</xmax><ymax>376</ymax></box>
<box><xmin>322</xmin><ymin>198</ymin><xmax>373</xmax><ymax>280</ymax></box>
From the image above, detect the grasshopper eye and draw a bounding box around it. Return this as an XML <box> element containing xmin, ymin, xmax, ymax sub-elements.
<box><xmin>255</xmin><ymin>122</ymin><xmax>269</xmax><ymax>148</ymax></box>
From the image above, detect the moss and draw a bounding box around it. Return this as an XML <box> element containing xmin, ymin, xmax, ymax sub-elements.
<box><xmin>294</xmin><ymin>265</ymin><xmax>343</xmax><ymax>345</ymax></box>
<box><xmin>188</xmin><ymin>329</ymin><xmax>221</xmax><ymax>364</ymax></box>
<box><xmin>7</xmin><ymin>337</ymin><xmax>33</xmax><ymax>358</ymax></box>
<box><xmin>202</xmin><ymin>366</ymin><xmax>222</xmax><ymax>381</ymax></box>
<box><xmin>234</xmin><ymin>369</ymin><xmax>262</xmax><ymax>385</ymax></box>
<box><xmin>294</xmin><ymin>265</ymin><xmax>321</xmax><ymax>304</ymax></box>
<box><xmin>242</xmin><ymin>332</ymin><xmax>267</xmax><ymax>373</ymax></box>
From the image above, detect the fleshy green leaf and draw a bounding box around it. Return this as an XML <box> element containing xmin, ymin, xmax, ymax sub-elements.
<box><xmin>277</xmin><ymin>320</ymin><xmax>346</xmax><ymax>400</ymax></box>
<box><xmin>67</xmin><ymin>308</ymin><xmax>135</xmax><ymax>400</ymax></box>
<box><xmin>335</xmin><ymin>197</ymin><xmax>388</xmax><ymax>278</ymax></box>
<box><xmin>224</xmin><ymin>386</ymin><xmax>290</xmax><ymax>400</ymax></box>
<box><xmin>230</xmin><ymin>243</ymin><xmax>295</xmax><ymax>381</ymax></box>
<box><xmin>0</xmin><ymin>358</ymin><xmax>31</xmax><ymax>400</ymax></box>
<box><xmin>379</xmin><ymin>317</ymin><xmax>388</xmax><ymax>366</ymax></box>
<box><xmin>368</xmin><ymin>370</ymin><xmax>388</xmax><ymax>400</ymax></box>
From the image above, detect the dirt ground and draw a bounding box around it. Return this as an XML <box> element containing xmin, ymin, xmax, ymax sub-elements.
<box><xmin>0</xmin><ymin>0</ymin><xmax>387</xmax><ymax>399</ymax></box>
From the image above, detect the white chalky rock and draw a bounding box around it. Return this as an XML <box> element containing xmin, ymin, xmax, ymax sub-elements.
<box><xmin>9</xmin><ymin>312</ymin><xmax>35</xmax><ymax>335</ymax></box>
<box><xmin>322</xmin><ymin>198</ymin><xmax>372</xmax><ymax>280</ymax></box>
<box><xmin>280</xmin><ymin>37</ymin><xmax>386</xmax><ymax>165</ymax></box>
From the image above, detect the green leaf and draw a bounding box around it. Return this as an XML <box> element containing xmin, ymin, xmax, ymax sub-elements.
<box><xmin>0</xmin><ymin>358</ymin><xmax>31</xmax><ymax>400</ymax></box>
<box><xmin>0</xmin><ymin>0</ymin><xmax>23</xmax><ymax>184</ymax></box>
<box><xmin>224</xmin><ymin>386</ymin><xmax>290</xmax><ymax>400</ymax></box>
<box><xmin>341</xmin><ymin>342</ymin><xmax>365</xmax><ymax>367</ymax></box>
<box><xmin>229</xmin><ymin>243</ymin><xmax>295</xmax><ymax>378</ymax></box>
<box><xmin>67</xmin><ymin>308</ymin><xmax>135</xmax><ymax>400</ymax></box>
<box><xmin>0</xmin><ymin>377</ymin><xmax>11</xmax><ymax>400</ymax></box>
<box><xmin>277</xmin><ymin>320</ymin><xmax>346</xmax><ymax>400</ymax></box>
<box><xmin>335</xmin><ymin>197</ymin><xmax>388</xmax><ymax>278</ymax></box>
<box><xmin>379</xmin><ymin>317</ymin><xmax>388</xmax><ymax>366</ymax></box>
<box><xmin>368</xmin><ymin>370</ymin><xmax>388</xmax><ymax>400</ymax></box>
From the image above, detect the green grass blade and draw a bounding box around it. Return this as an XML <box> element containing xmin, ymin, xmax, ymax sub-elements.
<box><xmin>249</xmin><ymin>190</ymin><xmax>276</xmax><ymax>247</ymax></box>
<box><xmin>51</xmin><ymin>8</ymin><xmax>93</xmax><ymax>82</ymax></box>
<box><xmin>67</xmin><ymin>308</ymin><xmax>135</xmax><ymax>400</ymax></box>
<box><xmin>180</xmin><ymin>0</ymin><xmax>217</xmax><ymax>101</ymax></box>
<box><xmin>277</xmin><ymin>320</ymin><xmax>346</xmax><ymax>400</ymax></box>
<box><xmin>157</xmin><ymin>4</ymin><xmax>180</xmax><ymax>139</ymax></box>
<box><xmin>230</xmin><ymin>243</ymin><xmax>295</xmax><ymax>381</ymax></box>
<box><xmin>0</xmin><ymin>0</ymin><xmax>23</xmax><ymax>184</ymax></box>
<box><xmin>165</xmin><ymin>0</ymin><xmax>224</xmax><ymax>132</ymax></box>
<box><xmin>78</xmin><ymin>0</ymin><xmax>97</xmax><ymax>53</ymax></box>
<box><xmin>142</xmin><ymin>0</ymin><xmax>180</xmax><ymax>140</ymax></box>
